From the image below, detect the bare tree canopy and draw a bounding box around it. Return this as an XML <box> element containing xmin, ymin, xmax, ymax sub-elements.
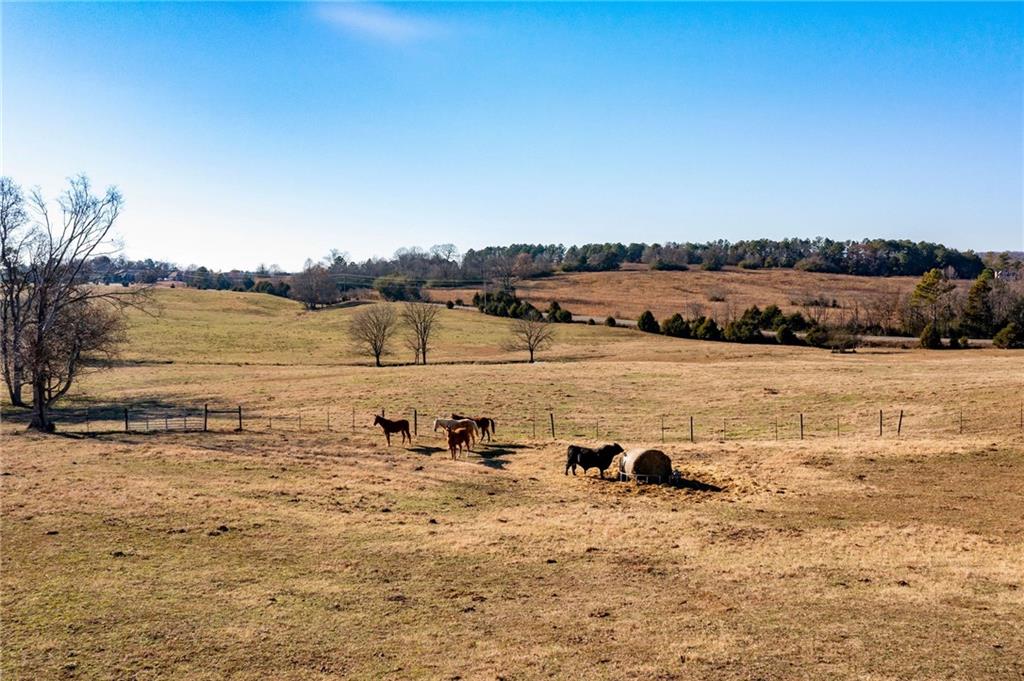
<box><xmin>401</xmin><ymin>302</ymin><xmax>442</xmax><ymax>365</ymax></box>
<box><xmin>503</xmin><ymin>312</ymin><xmax>556</xmax><ymax>363</ymax></box>
<box><xmin>1</xmin><ymin>175</ymin><xmax>147</xmax><ymax>431</ymax></box>
<box><xmin>291</xmin><ymin>261</ymin><xmax>338</xmax><ymax>310</ymax></box>
<box><xmin>348</xmin><ymin>303</ymin><xmax>397</xmax><ymax>367</ymax></box>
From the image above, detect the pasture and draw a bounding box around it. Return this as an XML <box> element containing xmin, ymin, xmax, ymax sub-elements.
<box><xmin>3</xmin><ymin>288</ymin><xmax>1023</xmax><ymax>680</ymax></box>
<box><xmin>428</xmin><ymin>264</ymin><xmax>972</xmax><ymax>323</ymax></box>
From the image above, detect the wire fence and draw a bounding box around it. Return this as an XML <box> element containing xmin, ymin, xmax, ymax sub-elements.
<box><xmin>41</xmin><ymin>400</ymin><xmax>1024</xmax><ymax>443</ymax></box>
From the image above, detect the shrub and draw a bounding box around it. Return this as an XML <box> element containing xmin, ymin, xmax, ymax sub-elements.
<box><xmin>828</xmin><ymin>331</ymin><xmax>860</xmax><ymax>353</ymax></box>
<box><xmin>805</xmin><ymin>325</ymin><xmax>831</xmax><ymax>348</ymax></box>
<box><xmin>775</xmin><ymin>323</ymin><xmax>798</xmax><ymax>345</ymax></box>
<box><xmin>373</xmin><ymin>274</ymin><xmax>420</xmax><ymax>302</ymax></box>
<box><xmin>445</xmin><ymin>300</ymin><xmax>454</xmax><ymax>309</ymax></box>
<box><xmin>637</xmin><ymin>310</ymin><xmax>660</xmax><ymax>334</ymax></box>
<box><xmin>662</xmin><ymin>313</ymin><xmax>691</xmax><ymax>338</ymax></box>
<box><xmin>455</xmin><ymin>298</ymin><xmax>464</xmax><ymax>307</ymax></box>
<box><xmin>692</xmin><ymin>317</ymin><xmax>722</xmax><ymax>341</ymax></box>
<box><xmin>780</xmin><ymin>312</ymin><xmax>809</xmax><ymax>332</ymax></box>
<box><xmin>919</xmin><ymin>323</ymin><xmax>943</xmax><ymax>349</ymax></box>
<box><xmin>724</xmin><ymin>318</ymin><xmax>763</xmax><ymax>343</ymax></box>
<box><xmin>587</xmin><ymin>318</ymin><xmax>596</xmax><ymax>325</ymax></box>
<box><xmin>555</xmin><ymin>309</ymin><xmax>573</xmax><ymax>323</ymax></box>
<box><xmin>993</xmin><ymin>323</ymin><xmax>1024</xmax><ymax>349</ymax></box>
<box><xmin>605</xmin><ymin>316</ymin><xmax>617</xmax><ymax>327</ymax></box>
<box><xmin>650</xmin><ymin>260</ymin><xmax>689</xmax><ymax>271</ymax></box>
<box><xmin>760</xmin><ymin>304</ymin><xmax>784</xmax><ymax>329</ymax></box>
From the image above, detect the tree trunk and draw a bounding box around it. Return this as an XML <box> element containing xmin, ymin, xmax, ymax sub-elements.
<box><xmin>374</xmin><ymin>354</ymin><xmax>382</xmax><ymax>367</ymax></box>
<box><xmin>528</xmin><ymin>349</ymin><xmax>534</xmax><ymax>363</ymax></box>
<box><xmin>27</xmin><ymin>378</ymin><xmax>53</xmax><ymax>432</ymax></box>
<box><xmin>5</xmin><ymin>373</ymin><xmax>25</xmax><ymax>407</ymax></box>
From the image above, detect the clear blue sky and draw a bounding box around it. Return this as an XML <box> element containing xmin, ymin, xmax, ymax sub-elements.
<box><xmin>2</xmin><ymin>2</ymin><xmax>1021</xmax><ymax>270</ymax></box>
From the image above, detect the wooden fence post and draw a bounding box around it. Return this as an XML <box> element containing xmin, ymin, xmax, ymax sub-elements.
<box><xmin>124</xmin><ymin>407</ymin><xmax>129</xmax><ymax>433</ymax></box>
<box><xmin>897</xmin><ymin>409</ymin><xmax>904</xmax><ymax>437</ymax></box>
<box><xmin>689</xmin><ymin>416</ymin><xmax>694</xmax><ymax>443</ymax></box>
<box><xmin>298</xmin><ymin>410</ymin><xmax>302</xmax><ymax>431</ymax></box>
<box><xmin>596</xmin><ymin>420</ymin><xmax>599</xmax><ymax>439</ymax></box>
<box><xmin>959</xmin><ymin>409</ymin><xmax>963</xmax><ymax>435</ymax></box>
<box><xmin>799</xmin><ymin>413</ymin><xmax>804</xmax><ymax>440</ymax></box>
<box><xmin>86</xmin><ymin>408</ymin><xmax>90</xmax><ymax>434</ymax></box>
<box><xmin>532</xmin><ymin>412</ymin><xmax>537</xmax><ymax>438</ymax></box>
<box><xmin>327</xmin><ymin>410</ymin><xmax>331</xmax><ymax>431</ymax></box>
<box><xmin>549</xmin><ymin>412</ymin><xmax>555</xmax><ymax>439</ymax></box>
<box><xmin>879</xmin><ymin>410</ymin><xmax>883</xmax><ymax>437</ymax></box>
<box><xmin>413</xmin><ymin>409</ymin><xmax>418</xmax><ymax>436</ymax></box>
<box><xmin>238</xmin><ymin>405</ymin><xmax>243</xmax><ymax>431</ymax></box>
<box><xmin>722</xmin><ymin>418</ymin><xmax>727</xmax><ymax>442</ymax></box>
<box><xmin>661</xmin><ymin>416</ymin><xmax>665</xmax><ymax>443</ymax></box>
<box><xmin>352</xmin><ymin>407</ymin><xmax>355</xmax><ymax>433</ymax></box>
<box><xmin>204</xmin><ymin>404</ymin><xmax>209</xmax><ymax>432</ymax></box>
<box><xmin>774</xmin><ymin>417</ymin><xmax>778</xmax><ymax>441</ymax></box>
<box><xmin>835</xmin><ymin>416</ymin><xmax>840</xmax><ymax>438</ymax></box>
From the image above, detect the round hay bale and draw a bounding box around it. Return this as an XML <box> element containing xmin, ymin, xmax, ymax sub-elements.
<box><xmin>620</xmin><ymin>448</ymin><xmax>672</xmax><ymax>482</ymax></box>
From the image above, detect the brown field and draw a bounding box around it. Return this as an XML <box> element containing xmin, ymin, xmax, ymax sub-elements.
<box><xmin>427</xmin><ymin>264</ymin><xmax>972</xmax><ymax>322</ymax></box>
<box><xmin>3</xmin><ymin>288</ymin><xmax>1023</xmax><ymax>680</ymax></box>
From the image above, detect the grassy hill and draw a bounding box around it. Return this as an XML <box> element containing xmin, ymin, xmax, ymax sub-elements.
<box><xmin>123</xmin><ymin>286</ymin><xmax>774</xmax><ymax>366</ymax></box>
<box><xmin>426</xmin><ymin>264</ymin><xmax>971</xmax><ymax>323</ymax></box>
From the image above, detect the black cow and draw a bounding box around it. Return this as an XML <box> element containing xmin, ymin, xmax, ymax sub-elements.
<box><xmin>565</xmin><ymin>443</ymin><xmax>624</xmax><ymax>478</ymax></box>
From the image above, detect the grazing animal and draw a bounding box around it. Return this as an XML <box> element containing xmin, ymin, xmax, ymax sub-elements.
<box><xmin>433</xmin><ymin>418</ymin><xmax>479</xmax><ymax>450</ymax></box>
<box><xmin>451</xmin><ymin>413</ymin><xmax>496</xmax><ymax>442</ymax></box>
<box><xmin>447</xmin><ymin>427</ymin><xmax>474</xmax><ymax>460</ymax></box>
<box><xmin>565</xmin><ymin>443</ymin><xmax>624</xmax><ymax>478</ymax></box>
<box><xmin>374</xmin><ymin>415</ymin><xmax>411</xmax><ymax>446</ymax></box>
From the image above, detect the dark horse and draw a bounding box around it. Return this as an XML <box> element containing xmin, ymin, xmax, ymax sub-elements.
<box><xmin>451</xmin><ymin>413</ymin><xmax>496</xmax><ymax>442</ymax></box>
<box><xmin>373</xmin><ymin>415</ymin><xmax>412</xmax><ymax>446</ymax></box>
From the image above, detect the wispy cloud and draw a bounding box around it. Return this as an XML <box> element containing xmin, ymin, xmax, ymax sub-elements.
<box><xmin>317</xmin><ymin>3</ymin><xmax>446</xmax><ymax>44</ymax></box>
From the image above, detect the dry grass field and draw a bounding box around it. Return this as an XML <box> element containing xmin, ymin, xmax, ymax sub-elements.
<box><xmin>3</xmin><ymin>288</ymin><xmax>1023</xmax><ymax>680</ymax></box>
<box><xmin>427</xmin><ymin>264</ymin><xmax>972</xmax><ymax>323</ymax></box>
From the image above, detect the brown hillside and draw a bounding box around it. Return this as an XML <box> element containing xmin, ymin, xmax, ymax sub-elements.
<box><xmin>429</xmin><ymin>264</ymin><xmax>971</xmax><ymax>322</ymax></box>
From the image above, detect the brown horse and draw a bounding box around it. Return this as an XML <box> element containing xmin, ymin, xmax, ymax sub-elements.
<box><xmin>374</xmin><ymin>415</ymin><xmax>411</xmax><ymax>446</ymax></box>
<box><xmin>451</xmin><ymin>413</ymin><xmax>496</xmax><ymax>442</ymax></box>
<box><xmin>447</xmin><ymin>427</ymin><xmax>474</xmax><ymax>460</ymax></box>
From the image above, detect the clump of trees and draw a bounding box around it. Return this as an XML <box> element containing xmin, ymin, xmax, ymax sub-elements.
<box><xmin>290</xmin><ymin>261</ymin><xmax>339</xmax><ymax>310</ymax></box>
<box><xmin>1</xmin><ymin>175</ymin><xmax>148</xmax><ymax>431</ymax></box>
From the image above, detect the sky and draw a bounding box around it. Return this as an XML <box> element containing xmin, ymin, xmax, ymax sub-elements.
<box><xmin>2</xmin><ymin>1</ymin><xmax>1022</xmax><ymax>270</ymax></box>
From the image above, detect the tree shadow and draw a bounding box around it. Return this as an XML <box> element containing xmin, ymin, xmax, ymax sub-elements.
<box><xmin>472</xmin><ymin>442</ymin><xmax>531</xmax><ymax>470</ymax></box>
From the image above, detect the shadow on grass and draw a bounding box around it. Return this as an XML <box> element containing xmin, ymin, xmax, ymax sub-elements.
<box><xmin>473</xmin><ymin>442</ymin><xmax>531</xmax><ymax>470</ymax></box>
<box><xmin>674</xmin><ymin>477</ymin><xmax>724</xmax><ymax>493</ymax></box>
<box><xmin>407</xmin><ymin>445</ymin><xmax>446</xmax><ymax>457</ymax></box>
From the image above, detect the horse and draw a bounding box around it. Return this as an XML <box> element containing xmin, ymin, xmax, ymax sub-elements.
<box><xmin>374</xmin><ymin>415</ymin><xmax>411</xmax><ymax>446</ymax></box>
<box><xmin>446</xmin><ymin>427</ymin><xmax>474</xmax><ymax>460</ymax></box>
<box><xmin>433</xmin><ymin>418</ymin><xmax>479</xmax><ymax>450</ymax></box>
<box><xmin>451</xmin><ymin>413</ymin><xmax>496</xmax><ymax>442</ymax></box>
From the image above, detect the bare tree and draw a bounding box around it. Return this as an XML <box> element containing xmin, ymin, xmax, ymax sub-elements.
<box><xmin>503</xmin><ymin>312</ymin><xmax>556</xmax><ymax>363</ymax></box>
<box><xmin>401</xmin><ymin>302</ymin><xmax>441</xmax><ymax>365</ymax></box>
<box><xmin>4</xmin><ymin>175</ymin><xmax>148</xmax><ymax>431</ymax></box>
<box><xmin>348</xmin><ymin>304</ymin><xmax>397</xmax><ymax>367</ymax></box>
<box><xmin>1</xmin><ymin>178</ymin><xmax>30</xmax><ymax>405</ymax></box>
<box><xmin>291</xmin><ymin>260</ymin><xmax>338</xmax><ymax>310</ymax></box>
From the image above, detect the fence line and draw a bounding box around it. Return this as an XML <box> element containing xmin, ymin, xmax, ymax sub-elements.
<box><xmin>44</xmin><ymin>400</ymin><xmax>1024</xmax><ymax>442</ymax></box>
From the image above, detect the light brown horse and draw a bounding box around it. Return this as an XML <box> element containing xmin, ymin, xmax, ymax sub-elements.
<box><xmin>451</xmin><ymin>413</ymin><xmax>496</xmax><ymax>442</ymax></box>
<box><xmin>374</xmin><ymin>415</ymin><xmax>411</xmax><ymax>446</ymax></box>
<box><xmin>447</xmin><ymin>427</ymin><xmax>474</xmax><ymax>460</ymax></box>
